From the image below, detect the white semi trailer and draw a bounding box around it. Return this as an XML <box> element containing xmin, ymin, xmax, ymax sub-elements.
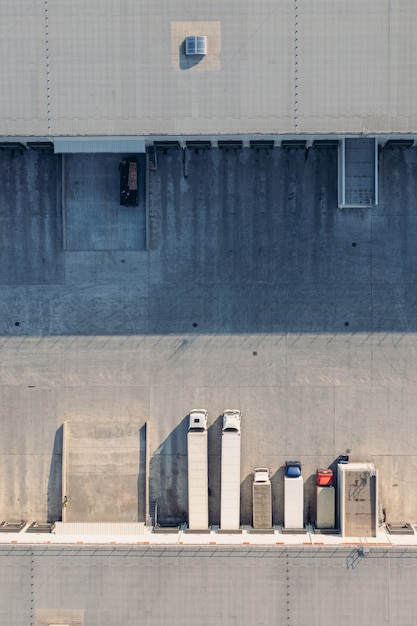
<box><xmin>284</xmin><ymin>461</ymin><xmax>304</xmax><ymax>530</ymax></box>
<box><xmin>187</xmin><ymin>409</ymin><xmax>209</xmax><ymax>531</ymax></box>
<box><xmin>253</xmin><ymin>468</ymin><xmax>272</xmax><ymax>529</ymax></box>
<box><xmin>220</xmin><ymin>409</ymin><xmax>241</xmax><ymax>531</ymax></box>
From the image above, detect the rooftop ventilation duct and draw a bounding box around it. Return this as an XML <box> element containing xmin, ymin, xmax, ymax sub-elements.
<box><xmin>185</xmin><ymin>36</ymin><xmax>207</xmax><ymax>55</ymax></box>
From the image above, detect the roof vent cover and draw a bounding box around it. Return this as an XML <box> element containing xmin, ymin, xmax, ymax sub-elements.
<box><xmin>185</xmin><ymin>36</ymin><xmax>207</xmax><ymax>56</ymax></box>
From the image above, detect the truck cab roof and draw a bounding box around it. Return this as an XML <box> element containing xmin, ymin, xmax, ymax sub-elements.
<box><xmin>253</xmin><ymin>467</ymin><xmax>270</xmax><ymax>482</ymax></box>
<box><xmin>285</xmin><ymin>461</ymin><xmax>302</xmax><ymax>478</ymax></box>
<box><xmin>189</xmin><ymin>409</ymin><xmax>208</xmax><ymax>431</ymax></box>
<box><xmin>222</xmin><ymin>409</ymin><xmax>241</xmax><ymax>433</ymax></box>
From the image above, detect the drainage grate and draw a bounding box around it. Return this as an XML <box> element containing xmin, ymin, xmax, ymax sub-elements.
<box><xmin>0</xmin><ymin>520</ymin><xmax>26</xmax><ymax>532</ymax></box>
<box><xmin>386</xmin><ymin>522</ymin><xmax>414</xmax><ymax>535</ymax></box>
<box><xmin>26</xmin><ymin>521</ymin><xmax>54</xmax><ymax>533</ymax></box>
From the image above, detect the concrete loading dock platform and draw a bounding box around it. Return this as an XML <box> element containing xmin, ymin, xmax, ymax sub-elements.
<box><xmin>1</xmin><ymin>146</ymin><xmax>417</xmax><ymax>529</ymax></box>
<box><xmin>62</xmin><ymin>421</ymin><xmax>147</xmax><ymax>523</ymax></box>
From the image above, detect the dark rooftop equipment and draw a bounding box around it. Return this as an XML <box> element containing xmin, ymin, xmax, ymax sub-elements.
<box><xmin>27</xmin><ymin>141</ymin><xmax>54</xmax><ymax>151</ymax></box>
<box><xmin>250</xmin><ymin>140</ymin><xmax>274</xmax><ymax>148</ymax></box>
<box><xmin>384</xmin><ymin>139</ymin><xmax>414</xmax><ymax>149</ymax></box>
<box><xmin>312</xmin><ymin>139</ymin><xmax>340</xmax><ymax>148</ymax></box>
<box><xmin>0</xmin><ymin>142</ymin><xmax>26</xmax><ymax>150</ymax></box>
<box><xmin>281</xmin><ymin>140</ymin><xmax>306</xmax><ymax>149</ymax></box>
<box><xmin>218</xmin><ymin>140</ymin><xmax>243</xmax><ymax>149</ymax></box>
<box><xmin>186</xmin><ymin>140</ymin><xmax>211</xmax><ymax>149</ymax></box>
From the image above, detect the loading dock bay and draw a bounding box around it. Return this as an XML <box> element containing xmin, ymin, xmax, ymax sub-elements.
<box><xmin>0</xmin><ymin>145</ymin><xmax>417</xmax><ymax>528</ymax></box>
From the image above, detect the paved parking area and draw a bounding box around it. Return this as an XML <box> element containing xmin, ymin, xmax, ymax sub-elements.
<box><xmin>1</xmin><ymin>146</ymin><xmax>417</xmax><ymax>529</ymax></box>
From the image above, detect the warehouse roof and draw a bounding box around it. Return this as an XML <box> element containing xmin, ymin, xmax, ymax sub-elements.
<box><xmin>1</xmin><ymin>0</ymin><xmax>416</xmax><ymax>137</ymax></box>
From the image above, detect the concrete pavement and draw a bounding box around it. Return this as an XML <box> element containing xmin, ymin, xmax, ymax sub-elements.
<box><xmin>1</xmin><ymin>146</ymin><xmax>417</xmax><ymax>527</ymax></box>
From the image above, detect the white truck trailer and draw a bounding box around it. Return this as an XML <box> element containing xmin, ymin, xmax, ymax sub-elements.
<box><xmin>253</xmin><ymin>468</ymin><xmax>272</xmax><ymax>529</ymax></box>
<box><xmin>187</xmin><ymin>409</ymin><xmax>209</xmax><ymax>531</ymax></box>
<box><xmin>220</xmin><ymin>409</ymin><xmax>241</xmax><ymax>531</ymax></box>
<box><xmin>284</xmin><ymin>461</ymin><xmax>304</xmax><ymax>530</ymax></box>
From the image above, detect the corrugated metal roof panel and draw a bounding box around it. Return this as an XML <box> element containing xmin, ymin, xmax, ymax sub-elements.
<box><xmin>53</xmin><ymin>138</ymin><xmax>146</xmax><ymax>153</ymax></box>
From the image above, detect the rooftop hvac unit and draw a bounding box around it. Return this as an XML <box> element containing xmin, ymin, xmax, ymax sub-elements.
<box><xmin>185</xmin><ymin>36</ymin><xmax>207</xmax><ymax>56</ymax></box>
